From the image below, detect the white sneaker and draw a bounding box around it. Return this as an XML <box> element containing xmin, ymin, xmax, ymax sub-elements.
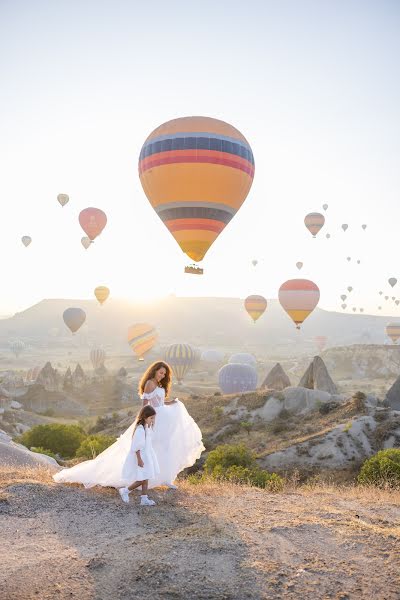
<box><xmin>119</xmin><ymin>487</ymin><xmax>130</xmax><ymax>504</ymax></box>
<box><xmin>140</xmin><ymin>495</ymin><xmax>156</xmax><ymax>506</ymax></box>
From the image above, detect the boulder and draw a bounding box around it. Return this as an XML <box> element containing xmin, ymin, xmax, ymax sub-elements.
<box><xmin>10</xmin><ymin>400</ymin><xmax>22</xmax><ymax>410</ymax></box>
<box><xmin>299</xmin><ymin>356</ymin><xmax>338</xmax><ymax>394</ymax></box>
<box><xmin>0</xmin><ymin>436</ymin><xmax>59</xmax><ymax>468</ymax></box>
<box><xmin>386</xmin><ymin>375</ymin><xmax>400</xmax><ymax>411</ymax></box>
<box><xmin>261</xmin><ymin>363</ymin><xmax>291</xmax><ymax>391</ymax></box>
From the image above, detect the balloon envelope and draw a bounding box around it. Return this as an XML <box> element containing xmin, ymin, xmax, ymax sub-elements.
<box><xmin>21</xmin><ymin>236</ymin><xmax>31</xmax><ymax>247</ymax></box>
<box><xmin>347</xmin><ymin>286</ymin><xmax>353</xmax><ymax>292</ymax></box>
<box><xmin>244</xmin><ymin>295</ymin><xmax>267</xmax><ymax>323</ymax></box>
<box><xmin>218</xmin><ymin>363</ymin><xmax>257</xmax><ymax>394</ymax></box>
<box><xmin>278</xmin><ymin>279</ymin><xmax>320</xmax><ymax>329</ymax></box>
<box><xmin>296</xmin><ymin>262</ymin><xmax>303</xmax><ymax>270</ymax></box>
<box><xmin>63</xmin><ymin>308</ymin><xmax>86</xmax><ymax>333</ymax></box>
<box><xmin>79</xmin><ymin>208</ymin><xmax>107</xmax><ymax>241</ymax></box>
<box><xmin>139</xmin><ymin>116</ymin><xmax>255</xmax><ymax>263</ymax></box>
<box><xmin>229</xmin><ymin>353</ymin><xmax>256</xmax><ymax>367</ymax></box>
<box><xmin>386</xmin><ymin>323</ymin><xmax>400</xmax><ymax>344</ymax></box>
<box><xmin>165</xmin><ymin>343</ymin><xmax>195</xmax><ymax>382</ymax></box>
<box><xmin>304</xmin><ymin>212</ymin><xmax>325</xmax><ymax>237</ymax></box>
<box><xmin>90</xmin><ymin>347</ymin><xmax>106</xmax><ymax>370</ymax></box>
<box><xmin>81</xmin><ymin>236</ymin><xmax>91</xmax><ymax>249</ymax></box>
<box><xmin>127</xmin><ymin>323</ymin><xmax>157</xmax><ymax>360</ymax></box>
<box><xmin>362</xmin><ymin>224</ymin><xmax>367</xmax><ymax>230</ymax></box>
<box><xmin>94</xmin><ymin>286</ymin><xmax>110</xmax><ymax>305</ymax></box>
<box><xmin>341</xmin><ymin>303</ymin><xmax>347</xmax><ymax>309</ymax></box>
<box><xmin>342</xmin><ymin>224</ymin><xmax>348</xmax><ymax>232</ymax></box>
<box><xmin>322</xmin><ymin>204</ymin><xmax>328</xmax><ymax>211</ymax></box>
<box><xmin>57</xmin><ymin>193</ymin><xmax>69</xmax><ymax>207</ymax></box>
<box><xmin>251</xmin><ymin>259</ymin><xmax>258</xmax><ymax>267</ymax></box>
<box><xmin>340</xmin><ymin>295</ymin><xmax>347</xmax><ymax>301</ymax></box>
<box><xmin>389</xmin><ymin>278</ymin><xmax>397</xmax><ymax>288</ymax></box>
<box><xmin>9</xmin><ymin>339</ymin><xmax>25</xmax><ymax>358</ymax></box>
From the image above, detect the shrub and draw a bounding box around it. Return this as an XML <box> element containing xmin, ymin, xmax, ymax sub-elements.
<box><xmin>17</xmin><ymin>424</ymin><xmax>85</xmax><ymax>458</ymax></box>
<box><xmin>205</xmin><ymin>444</ymin><xmax>256</xmax><ymax>474</ymax></box>
<box><xmin>214</xmin><ymin>391</ymin><xmax>221</xmax><ymax>397</ymax></box>
<box><xmin>30</xmin><ymin>447</ymin><xmax>58</xmax><ymax>460</ymax></box>
<box><xmin>358</xmin><ymin>449</ymin><xmax>400</xmax><ymax>488</ymax></box>
<box><xmin>75</xmin><ymin>434</ymin><xmax>115</xmax><ymax>459</ymax></box>
<box><xmin>240</xmin><ymin>421</ymin><xmax>252</xmax><ymax>435</ymax></box>
<box><xmin>343</xmin><ymin>421</ymin><xmax>353</xmax><ymax>433</ymax></box>
<box><xmin>213</xmin><ymin>406</ymin><xmax>224</xmax><ymax>419</ymax></box>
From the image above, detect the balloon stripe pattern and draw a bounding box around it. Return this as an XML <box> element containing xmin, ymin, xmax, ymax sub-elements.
<box><xmin>127</xmin><ymin>324</ymin><xmax>157</xmax><ymax>360</ymax></box>
<box><xmin>139</xmin><ymin>117</ymin><xmax>255</xmax><ymax>263</ymax></box>
<box><xmin>244</xmin><ymin>295</ymin><xmax>267</xmax><ymax>323</ymax></box>
<box><xmin>165</xmin><ymin>343</ymin><xmax>195</xmax><ymax>382</ymax></box>
<box><xmin>304</xmin><ymin>212</ymin><xmax>325</xmax><ymax>237</ymax></box>
<box><xmin>386</xmin><ymin>323</ymin><xmax>400</xmax><ymax>344</ymax></box>
<box><xmin>279</xmin><ymin>279</ymin><xmax>320</xmax><ymax>329</ymax></box>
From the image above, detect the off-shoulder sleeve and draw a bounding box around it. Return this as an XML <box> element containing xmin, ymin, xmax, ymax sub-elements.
<box><xmin>131</xmin><ymin>426</ymin><xmax>146</xmax><ymax>452</ymax></box>
<box><xmin>142</xmin><ymin>389</ymin><xmax>157</xmax><ymax>400</ymax></box>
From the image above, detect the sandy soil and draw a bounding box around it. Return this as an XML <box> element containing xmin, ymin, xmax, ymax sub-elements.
<box><xmin>1</xmin><ymin>466</ymin><xmax>399</xmax><ymax>599</ymax></box>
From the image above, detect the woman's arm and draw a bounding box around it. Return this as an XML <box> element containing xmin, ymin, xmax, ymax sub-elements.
<box><xmin>142</xmin><ymin>380</ymin><xmax>157</xmax><ymax>406</ymax></box>
<box><xmin>136</xmin><ymin>449</ymin><xmax>144</xmax><ymax>467</ymax></box>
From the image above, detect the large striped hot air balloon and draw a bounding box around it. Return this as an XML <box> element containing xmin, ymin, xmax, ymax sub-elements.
<box><xmin>94</xmin><ymin>286</ymin><xmax>110</xmax><ymax>306</ymax></box>
<box><xmin>127</xmin><ymin>323</ymin><xmax>157</xmax><ymax>361</ymax></box>
<box><xmin>90</xmin><ymin>347</ymin><xmax>106</xmax><ymax>370</ymax></box>
<box><xmin>386</xmin><ymin>323</ymin><xmax>400</xmax><ymax>344</ymax></box>
<box><xmin>244</xmin><ymin>295</ymin><xmax>267</xmax><ymax>323</ymax></box>
<box><xmin>304</xmin><ymin>212</ymin><xmax>325</xmax><ymax>238</ymax></box>
<box><xmin>218</xmin><ymin>363</ymin><xmax>257</xmax><ymax>394</ymax></box>
<box><xmin>165</xmin><ymin>343</ymin><xmax>195</xmax><ymax>383</ymax></box>
<box><xmin>139</xmin><ymin>116</ymin><xmax>255</xmax><ymax>265</ymax></box>
<box><xmin>278</xmin><ymin>279</ymin><xmax>320</xmax><ymax>329</ymax></box>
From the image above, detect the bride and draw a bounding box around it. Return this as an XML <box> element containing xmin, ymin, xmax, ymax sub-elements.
<box><xmin>53</xmin><ymin>361</ymin><xmax>205</xmax><ymax>491</ymax></box>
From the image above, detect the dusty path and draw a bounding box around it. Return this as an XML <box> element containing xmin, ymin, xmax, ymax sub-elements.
<box><xmin>0</xmin><ymin>466</ymin><xmax>399</xmax><ymax>599</ymax></box>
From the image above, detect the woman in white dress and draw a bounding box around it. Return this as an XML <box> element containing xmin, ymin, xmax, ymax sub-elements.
<box><xmin>139</xmin><ymin>361</ymin><xmax>205</xmax><ymax>489</ymax></box>
<box><xmin>52</xmin><ymin>361</ymin><xmax>204</xmax><ymax>492</ymax></box>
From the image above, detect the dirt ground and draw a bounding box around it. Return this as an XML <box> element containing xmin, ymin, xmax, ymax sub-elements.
<box><xmin>0</xmin><ymin>466</ymin><xmax>399</xmax><ymax>600</ymax></box>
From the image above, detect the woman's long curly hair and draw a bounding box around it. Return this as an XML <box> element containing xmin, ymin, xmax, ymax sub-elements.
<box><xmin>138</xmin><ymin>361</ymin><xmax>172</xmax><ymax>398</ymax></box>
<box><xmin>133</xmin><ymin>405</ymin><xmax>156</xmax><ymax>436</ymax></box>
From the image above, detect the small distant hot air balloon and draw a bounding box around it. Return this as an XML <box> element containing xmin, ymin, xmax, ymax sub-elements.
<box><xmin>296</xmin><ymin>262</ymin><xmax>303</xmax><ymax>270</ymax></box>
<box><xmin>128</xmin><ymin>323</ymin><xmax>157</xmax><ymax>361</ymax></box>
<box><xmin>79</xmin><ymin>208</ymin><xmax>107</xmax><ymax>241</ymax></box>
<box><xmin>244</xmin><ymin>295</ymin><xmax>267</xmax><ymax>323</ymax></box>
<box><xmin>342</xmin><ymin>224</ymin><xmax>348</xmax><ymax>232</ymax></box>
<box><xmin>165</xmin><ymin>343</ymin><xmax>195</xmax><ymax>383</ymax></box>
<box><xmin>340</xmin><ymin>294</ymin><xmax>347</xmax><ymax>301</ymax></box>
<box><xmin>346</xmin><ymin>257</ymin><xmax>351</xmax><ymax>262</ymax></box>
<box><xmin>81</xmin><ymin>236</ymin><xmax>91</xmax><ymax>249</ymax></box>
<box><xmin>139</xmin><ymin>116</ymin><xmax>255</xmax><ymax>266</ymax></box>
<box><xmin>392</xmin><ymin>296</ymin><xmax>396</xmax><ymax>301</ymax></box>
<box><xmin>90</xmin><ymin>347</ymin><xmax>106</xmax><ymax>370</ymax></box>
<box><xmin>21</xmin><ymin>236</ymin><xmax>32</xmax><ymax>247</ymax></box>
<box><xmin>322</xmin><ymin>204</ymin><xmax>328</xmax><ymax>211</ymax></box>
<box><xmin>9</xmin><ymin>339</ymin><xmax>25</xmax><ymax>358</ymax></box>
<box><xmin>352</xmin><ymin>307</ymin><xmax>357</xmax><ymax>312</ymax></box>
<box><xmin>57</xmin><ymin>194</ymin><xmax>69</xmax><ymax>207</ymax></box>
<box><xmin>94</xmin><ymin>286</ymin><xmax>110</xmax><ymax>306</ymax></box>
<box><xmin>251</xmin><ymin>259</ymin><xmax>258</xmax><ymax>267</ymax></box>
<box><xmin>278</xmin><ymin>279</ymin><xmax>320</xmax><ymax>329</ymax></box>
<box><xmin>63</xmin><ymin>308</ymin><xmax>86</xmax><ymax>334</ymax></box>
<box><xmin>315</xmin><ymin>336</ymin><xmax>327</xmax><ymax>353</ymax></box>
<box><xmin>326</xmin><ymin>233</ymin><xmax>331</xmax><ymax>239</ymax></box>
<box><xmin>378</xmin><ymin>306</ymin><xmax>382</xmax><ymax>310</ymax></box>
<box><xmin>360</xmin><ymin>308</ymin><xmax>364</xmax><ymax>313</ymax></box>
<box><xmin>229</xmin><ymin>353</ymin><xmax>257</xmax><ymax>367</ymax></box>
<box><xmin>347</xmin><ymin>286</ymin><xmax>353</xmax><ymax>293</ymax></box>
<box><xmin>218</xmin><ymin>363</ymin><xmax>257</xmax><ymax>394</ymax></box>
<box><xmin>357</xmin><ymin>260</ymin><xmax>361</xmax><ymax>264</ymax></box>
<box><xmin>379</xmin><ymin>291</ymin><xmax>383</xmax><ymax>295</ymax></box>
<box><xmin>386</xmin><ymin>323</ymin><xmax>400</xmax><ymax>344</ymax></box>
<box><xmin>304</xmin><ymin>212</ymin><xmax>325</xmax><ymax>238</ymax></box>
<box><xmin>388</xmin><ymin>278</ymin><xmax>397</xmax><ymax>288</ymax></box>
<box><xmin>362</xmin><ymin>224</ymin><xmax>367</xmax><ymax>230</ymax></box>
<box><xmin>396</xmin><ymin>300</ymin><xmax>400</xmax><ymax>306</ymax></box>
<box><xmin>385</xmin><ymin>296</ymin><xmax>389</xmax><ymax>301</ymax></box>
<box><xmin>341</xmin><ymin>303</ymin><xmax>347</xmax><ymax>310</ymax></box>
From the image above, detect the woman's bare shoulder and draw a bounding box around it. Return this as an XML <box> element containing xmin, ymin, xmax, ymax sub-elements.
<box><xmin>143</xmin><ymin>380</ymin><xmax>157</xmax><ymax>393</ymax></box>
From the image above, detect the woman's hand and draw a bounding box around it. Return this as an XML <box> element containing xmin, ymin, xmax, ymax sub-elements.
<box><xmin>164</xmin><ymin>399</ymin><xmax>177</xmax><ymax>405</ymax></box>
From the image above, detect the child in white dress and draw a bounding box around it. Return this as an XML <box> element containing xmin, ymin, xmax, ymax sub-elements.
<box><xmin>119</xmin><ymin>405</ymin><xmax>159</xmax><ymax>506</ymax></box>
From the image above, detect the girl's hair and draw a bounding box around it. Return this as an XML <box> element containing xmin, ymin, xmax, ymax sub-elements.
<box><xmin>133</xmin><ymin>405</ymin><xmax>156</xmax><ymax>436</ymax></box>
<box><xmin>138</xmin><ymin>361</ymin><xmax>171</xmax><ymax>398</ymax></box>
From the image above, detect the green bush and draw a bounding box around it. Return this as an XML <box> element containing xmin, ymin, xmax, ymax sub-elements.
<box><xmin>358</xmin><ymin>449</ymin><xmax>400</xmax><ymax>488</ymax></box>
<box><xmin>213</xmin><ymin>406</ymin><xmax>224</xmax><ymax>419</ymax></box>
<box><xmin>75</xmin><ymin>434</ymin><xmax>115</xmax><ymax>459</ymax></box>
<box><xmin>30</xmin><ymin>447</ymin><xmax>58</xmax><ymax>460</ymax></box>
<box><xmin>17</xmin><ymin>424</ymin><xmax>85</xmax><ymax>459</ymax></box>
<box><xmin>205</xmin><ymin>444</ymin><xmax>256</xmax><ymax>474</ymax></box>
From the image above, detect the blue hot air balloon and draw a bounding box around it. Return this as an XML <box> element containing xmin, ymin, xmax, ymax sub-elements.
<box><xmin>218</xmin><ymin>363</ymin><xmax>257</xmax><ymax>394</ymax></box>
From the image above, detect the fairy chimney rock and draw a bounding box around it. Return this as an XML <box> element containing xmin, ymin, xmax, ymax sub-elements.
<box><xmin>262</xmin><ymin>363</ymin><xmax>291</xmax><ymax>391</ymax></box>
<box><xmin>386</xmin><ymin>375</ymin><xmax>400</xmax><ymax>411</ymax></box>
<box><xmin>299</xmin><ymin>356</ymin><xmax>338</xmax><ymax>394</ymax></box>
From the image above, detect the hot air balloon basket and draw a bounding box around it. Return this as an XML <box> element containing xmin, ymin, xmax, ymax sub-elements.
<box><xmin>185</xmin><ymin>265</ymin><xmax>204</xmax><ymax>275</ymax></box>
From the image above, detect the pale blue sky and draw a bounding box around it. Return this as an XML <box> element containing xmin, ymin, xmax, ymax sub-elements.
<box><xmin>1</xmin><ymin>0</ymin><xmax>399</xmax><ymax>315</ymax></box>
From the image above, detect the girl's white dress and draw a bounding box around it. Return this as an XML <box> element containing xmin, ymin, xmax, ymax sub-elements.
<box><xmin>121</xmin><ymin>424</ymin><xmax>159</xmax><ymax>482</ymax></box>
<box><xmin>52</xmin><ymin>389</ymin><xmax>204</xmax><ymax>489</ymax></box>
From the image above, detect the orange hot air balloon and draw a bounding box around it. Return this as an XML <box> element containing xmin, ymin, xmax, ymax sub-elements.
<box><xmin>94</xmin><ymin>286</ymin><xmax>110</xmax><ymax>306</ymax></box>
<box><xmin>79</xmin><ymin>208</ymin><xmax>107</xmax><ymax>241</ymax></box>
<box><xmin>244</xmin><ymin>295</ymin><xmax>267</xmax><ymax>323</ymax></box>
<box><xmin>127</xmin><ymin>323</ymin><xmax>157</xmax><ymax>360</ymax></box>
<box><xmin>304</xmin><ymin>212</ymin><xmax>325</xmax><ymax>238</ymax></box>
<box><xmin>386</xmin><ymin>323</ymin><xmax>400</xmax><ymax>344</ymax></box>
<box><xmin>138</xmin><ymin>116</ymin><xmax>255</xmax><ymax>264</ymax></box>
<box><xmin>278</xmin><ymin>279</ymin><xmax>320</xmax><ymax>329</ymax></box>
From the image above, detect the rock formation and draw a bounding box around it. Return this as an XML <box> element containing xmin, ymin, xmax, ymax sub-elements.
<box><xmin>36</xmin><ymin>362</ymin><xmax>61</xmax><ymax>391</ymax></box>
<box><xmin>299</xmin><ymin>356</ymin><xmax>338</xmax><ymax>394</ymax></box>
<box><xmin>261</xmin><ymin>363</ymin><xmax>291</xmax><ymax>390</ymax></box>
<box><xmin>386</xmin><ymin>375</ymin><xmax>400</xmax><ymax>411</ymax></box>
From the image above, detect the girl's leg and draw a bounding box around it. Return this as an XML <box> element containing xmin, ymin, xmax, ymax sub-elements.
<box><xmin>128</xmin><ymin>480</ymin><xmax>144</xmax><ymax>492</ymax></box>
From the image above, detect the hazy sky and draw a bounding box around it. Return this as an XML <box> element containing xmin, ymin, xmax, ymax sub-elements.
<box><xmin>1</xmin><ymin>0</ymin><xmax>399</xmax><ymax>316</ymax></box>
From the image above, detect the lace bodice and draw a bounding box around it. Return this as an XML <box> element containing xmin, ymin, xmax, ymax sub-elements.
<box><xmin>141</xmin><ymin>386</ymin><xmax>165</xmax><ymax>408</ymax></box>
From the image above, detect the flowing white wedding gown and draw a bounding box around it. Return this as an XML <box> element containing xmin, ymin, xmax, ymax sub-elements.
<box><xmin>53</xmin><ymin>387</ymin><xmax>204</xmax><ymax>489</ymax></box>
